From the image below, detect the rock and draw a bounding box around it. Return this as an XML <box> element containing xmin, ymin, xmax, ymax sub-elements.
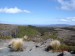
<box><xmin>0</xmin><ymin>40</ymin><xmax>73</xmax><ymax>56</ymax></box>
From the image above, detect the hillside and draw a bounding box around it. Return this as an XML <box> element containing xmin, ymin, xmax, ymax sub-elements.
<box><xmin>0</xmin><ymin>24</ymin><xmax>18</xmax><ymax>39</ymax></box>
<box><xmin>0</xmin><ymin>24</ymin><xmax>75</xmax><ymax>46</ymax></box>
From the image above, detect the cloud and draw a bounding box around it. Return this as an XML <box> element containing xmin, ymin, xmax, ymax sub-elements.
<box><xmin>57</xmin><ymin>0</ymin><xmax>75</xmax><ymax>10</ymax></box>
<box><xmin>0</xmin><ymin>7</ymin><xmax>31</xmax><ymax>14</ymax></box>
<box><xmin>60</xmin><ymin>19</ymin><xmax>68</xmax><ymax>21</ymax></box>
<box><xmin>60</xmin><ymin>17</ymin><xmax>75</xmax><ymax>22</ymax></box>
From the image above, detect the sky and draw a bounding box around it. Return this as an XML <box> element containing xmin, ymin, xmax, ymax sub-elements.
<box><xmin>0</xmin><ymin>0</ymin><xmax>75</xmax><ymax>25</ymax></box>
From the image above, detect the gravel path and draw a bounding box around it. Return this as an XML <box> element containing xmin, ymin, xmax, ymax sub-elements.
<box><xmin>0</xmin><ymin>40</ymin><xmax>74</xmax><ymax>56</ymax></box>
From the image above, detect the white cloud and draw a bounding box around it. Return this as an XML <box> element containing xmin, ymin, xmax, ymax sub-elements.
<box><xmin>60</xmin><ymin>19</ymin><xmax>68</xmax><ymax>21</ymax></box>
<box><xmin>24</xmin><ymin>10</ymin><xmax>31</xmax><ymax>13</ymax></box>
<box><xmin>60</xmin><ymin>17</ymin><xmax>75</xmax><ymax>22</ymax></box>
<box><xmin>0</xmin><ymin>7</ymin><xmax>31</xmax><ymax>14</ymax></box>
<box><xmin>57</xmin><ymin>0</ymin><xmax>75</xmax><ymax>10</ymax></box>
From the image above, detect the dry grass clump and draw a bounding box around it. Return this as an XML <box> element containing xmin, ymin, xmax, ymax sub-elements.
<box><xmin>49</xmin><ymin>40</ymin><xmax>61</xmax><ymax>52</ymax></box>
<box><xmin>8</xmin><ymin>38</ymin><xmax>24</xmax><ymax>51</ymax></box>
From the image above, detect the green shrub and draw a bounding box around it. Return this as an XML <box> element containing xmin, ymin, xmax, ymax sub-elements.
<box><xmin>16</xmin><ymin>26</ymin><xmax>40</xmax><ymax>38</ymax></box>
<box><xmin>59</xmin><ymin>44</ymin><xmax>75</xmax><ymax>51</ymax></box>
<box><xmin>0</xmin><ymin>36</ymin><xmax>12</xmax><ymax>39</ymax></box>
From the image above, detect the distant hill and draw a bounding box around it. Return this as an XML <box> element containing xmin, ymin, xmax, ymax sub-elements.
<box><xmin>34</xmin><ymin>24</ymin><xmax>73</xmax><ymax>27</ymax></box>
<box><xmin>48</xmin><ymin>24</ymin><xmax>72</xmax><ymax>27</ymax></box>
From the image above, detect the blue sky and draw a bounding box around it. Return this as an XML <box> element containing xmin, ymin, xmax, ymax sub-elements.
<box><xmin>0</xmin><ymin>0</ymin><xmax>75</xmax><ymax>25</ymax></box>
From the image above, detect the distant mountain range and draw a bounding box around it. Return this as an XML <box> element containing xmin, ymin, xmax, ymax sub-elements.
<box><xmin>34</xmin><ymin>24</ymin><xmax>74</xmax><ymax>27</ymax></box>
<box><xmin>0</xmin><ymin>23</ymin><xmax>74</xmax><ymax>27</ymax></box>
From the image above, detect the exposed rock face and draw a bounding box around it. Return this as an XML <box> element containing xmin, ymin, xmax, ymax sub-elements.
<box><xmin>55</xmin><ymin>28</ymin><xmax>75</xmax><ymax>46</ymax></box>
<box><xmin>0</xmin><ymin>24</ymin><xmax>18</xmax><ymax>38</ymax></box>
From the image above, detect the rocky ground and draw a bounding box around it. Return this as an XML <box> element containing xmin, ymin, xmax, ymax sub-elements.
<box><xmin>0</xmin><ymin>39</ymin><xmax>75</xmax><ymax>56</ymax></box>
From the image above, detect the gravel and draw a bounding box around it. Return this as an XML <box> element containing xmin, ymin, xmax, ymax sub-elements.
<box><xmin>0</xmin><ymin>40</ymin><xmax>74</xmax><ymax>56</ymax></box>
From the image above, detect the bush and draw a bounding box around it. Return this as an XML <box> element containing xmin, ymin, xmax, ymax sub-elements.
<box><xmin>16</xmin><ymin>26</ymin><xmax>40</xmax><ymax>38</ymax></box>
<box><xmin>0</xmin><ymin>36</ymin><xmax>12</xmax><ymax>39</ymax></box>
<box><xmin>59</xmin><ymin>44</ymin><xmax>75</xmax><ymax>51</ymax></box>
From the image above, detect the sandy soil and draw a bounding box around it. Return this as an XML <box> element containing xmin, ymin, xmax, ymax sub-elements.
<box><xmin>0</xmin><ymin>40</ymin><xmax>74</xmax><ymax>56</ymax></box>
